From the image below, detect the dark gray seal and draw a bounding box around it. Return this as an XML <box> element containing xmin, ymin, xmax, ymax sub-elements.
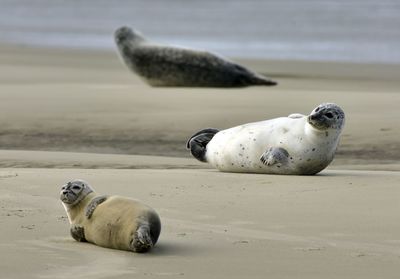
<box><xmin>114</xmin><ymin>26</ymin><xmax>277</xmax><ymax>87</ymax></box>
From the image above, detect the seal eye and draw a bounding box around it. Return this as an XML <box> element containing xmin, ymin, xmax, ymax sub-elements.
<box><xmin>325</xmin><ymin>112</ymin><xmax>333</xmax><ymax>119</ymax></box>
<box><xmin>72</xmin><ymin>186</ymin><xmax>81</xmax><ymax>190</ymax></box>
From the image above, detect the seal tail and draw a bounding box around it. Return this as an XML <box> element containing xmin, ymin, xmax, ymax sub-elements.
<box><xmin>186</xmin><ymin>128</ymin><xmax>219</xmax><ymax>162</ymax></box>
<box><xmin>131</xmin><ymin>225</ymin><xmax>154</xmax><ymax>253</ymax></box>
<box><xmin>233</xmin><ymin>64</ymin><xmax>277</xmax><ymax>86</ymax></box>
<box><xmin>250</xmin><ymin>75</ymin><xmax>277</xmax><ymax>86</ymax></box>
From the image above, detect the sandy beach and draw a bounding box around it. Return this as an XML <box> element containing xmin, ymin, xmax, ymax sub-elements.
<box><xmin>0</xmin><ymin>44</ymin><xmax>399</xmax><ymax>278</ymax></box>
<box><xmin>1</xmin><ymin>44</ymin><xmax>399</xmax><ymax>163</ymax></box>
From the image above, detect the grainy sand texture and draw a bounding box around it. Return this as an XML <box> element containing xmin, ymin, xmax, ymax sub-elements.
<box><xmin>0</xmin><ymin>45</ymin><xmax>399</xmax><ymax>278</ymax></box>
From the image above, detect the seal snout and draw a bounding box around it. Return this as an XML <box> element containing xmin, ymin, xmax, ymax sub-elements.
<box><xmin>308</xmin><ymin>111</ymin><xmax>323</xmax><ymax>124</ymax></box>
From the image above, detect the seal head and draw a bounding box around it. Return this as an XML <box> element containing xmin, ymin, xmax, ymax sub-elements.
<box><xmin>308</xmin><ymin>103</ymin><xmax>345</xmax><ymax>130</ymax></box>
<box><xmin>60</xmin><ymin>179</ymin><xmax>93</xmax><ymax>206</ymax></box>
<box><xmin>114</xmin><ymin>26</ymin><xmax>145</xmax><ymax>45</ymax></box>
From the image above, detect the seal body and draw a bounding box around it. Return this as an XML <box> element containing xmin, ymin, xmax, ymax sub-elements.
<box><xmin>60</xmin><ymin>180</ymin><xmax>161</xmax><ymax>253</ymax></box>
<box><xmin>187</xmin><ymin>103</ymin><xmax>345</xmax><ymax>175</ymax></box>
<box><xmin>114</xmin><ymin>26</ymin><xmax>277</xmax><ymax>87</ymax></box>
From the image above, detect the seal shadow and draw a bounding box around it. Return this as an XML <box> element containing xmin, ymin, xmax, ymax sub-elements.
<box><xmin>149</xmin><ymin>241</ymin><xmax>201</xmax><ymax>257</ymax></box>
<box><xmin>315</xmin><ymin>170</ymin><xmax>368</xmax><ymax>177</ymax></box>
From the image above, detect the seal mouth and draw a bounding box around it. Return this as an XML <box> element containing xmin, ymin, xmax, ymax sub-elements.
<box><xmin>307</xmin><ymin>114</ymin><xmax>330</xmax><ymax>130</ymax></box>
<box><xmin>60</xmin><ymin>191</ymin><xmax>76</xmax><ymax>204</ymax></box>
<box><xmin>114</xmin><ymin>32</ymin><xmax>126</xmax><ymax>44</ymax></box>
<box><xmin>60</xmin><ymin>196</ymin><xmax>72</xmax><ymax>204</ymax></box>
<box><xmin>115</xmin><ymin>33</ymin><xmax>126</xmax><ymax>44</ymax></box>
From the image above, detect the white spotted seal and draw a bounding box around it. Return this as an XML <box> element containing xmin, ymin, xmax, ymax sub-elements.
<box><xmin>114</xmin><ymin>26</ymin><xmax>277</xmax><ymax>87</ymax></box>
<box><xmin>60</xmin><ymin>179</ymin><xmax>161</xmax><ymax>253</ymax></box>
<box><xmin>187</xmin><ymin>103</ymin><xmax>345</xmax><ymax>175</ymax></box>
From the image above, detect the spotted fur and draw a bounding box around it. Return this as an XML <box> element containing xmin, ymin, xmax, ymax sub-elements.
<box><xmin>188</xmin><ymin>103</ymin><xmax>345</xmax><ymax>175</ymax></box>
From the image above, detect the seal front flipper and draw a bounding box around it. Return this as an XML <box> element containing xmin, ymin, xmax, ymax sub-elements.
<box><xmin>186</xmin><ymin>128</ymin><xmax>219</xmax><ymax>162</ymax></box>
<box><xmin>70</xmin><ymin>224</ymin><xmax>86</xmax><ymax>242</ymax></box>
<box><xmin>260</xmin><ymin>147</ymin><xmax>289</xmax><ymax>166</ymax></box>
<box><xmin>85</xmin><ymin>195</ymin><xmax>108</xmax><ymax>219</ymax></box>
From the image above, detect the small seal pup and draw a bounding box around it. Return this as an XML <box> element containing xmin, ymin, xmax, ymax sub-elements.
<box><xmin>60</xmin><ymin>179</ymin><xmax>161</xmax><ymax>253</ymax></box>
<box><xmin>114</xmin><ymin>26</ymin><xmax>277</xmax><ymax>87</ymax></box>
<box><xmin>187</xmin><ymin>103</ymin><xmax>345</xmax><ymax>175</ymax></box>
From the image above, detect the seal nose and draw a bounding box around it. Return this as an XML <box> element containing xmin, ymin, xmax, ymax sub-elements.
<box><xmin>310</xmin><ymin>114</ymin><xmax>318</xmax><ymax>120</ymax></box>
<box><xmin>62</xmin><ymin>190</ymin><xmax>68</xmax><ymax>195</ymax></box>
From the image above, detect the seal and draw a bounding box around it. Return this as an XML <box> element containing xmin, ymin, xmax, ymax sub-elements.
<box><xmin>114</xmin><ymin>26</ymin><xmax>277</xmax><ymax>87</ymax></box>
<box><xmin>60</xmin><ymin>179</ymin><xmax>161</xmax><ymax>253</ymax></box>
<box><xmin>187</xmin><ymin>103</ymin><xmax>345</xmax><ymax>175</ymax></box>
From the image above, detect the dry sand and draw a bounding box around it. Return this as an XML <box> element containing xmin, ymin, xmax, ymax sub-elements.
<box><xmin>0</xmin><ymin>44</ymin><xmax>399</xmax><ymax>278</ymax></box>
<box><xmin>1</xmin><ymin>162</ymin><xmax>400</xmax><ymax>279</ymax></box>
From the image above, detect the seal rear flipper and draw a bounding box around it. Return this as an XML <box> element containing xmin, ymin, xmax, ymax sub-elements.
<box><xmin>70</xmin><ymin>224</ymin><xmax>86</xmax><ymax>242</ymax></box>
<box><xmin>186</xmin><ymin>128</ymin><xmax>219</xmax><ymax>162</ymax></box>
<box><xmin>233</xmin><ymin>64</ymin><xmax>277</xmax><ymax>86</ymax></box>
<box><xmin>245</xmin><ymin>75</ymin><xmax>277</xmax><ymax>86</ymax></box>
<box><xmin>260</xmin><ymin>147</ymin><xmax>289</xmax><ymax>166</ymax></box>
<box><xmin>130</xmin><ymin>225</ymin><xmax>153</xmax><ymax>253</ymax></box>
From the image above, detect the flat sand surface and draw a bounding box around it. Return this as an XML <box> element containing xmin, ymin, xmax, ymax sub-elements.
<box><xmin>1</xmin><ymin>160</ymin><xmax>399</xmax><ymax>279</ymax></box>
<box><xmin>0</xmin><ymin>45</ymin><xmax>399</xmax><ymax>278</ymax></box>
